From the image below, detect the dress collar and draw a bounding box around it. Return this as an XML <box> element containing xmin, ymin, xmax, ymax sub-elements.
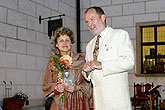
<box><xmin>71</xmin><ymin>51</ymin><xmax>81</xmax><ymax>61</ymax></box>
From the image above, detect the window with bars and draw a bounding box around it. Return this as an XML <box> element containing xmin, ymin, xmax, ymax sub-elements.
<box><xmin>141</xmin><ymin>25</ymin><xmax>165</xmax><ymax>74</ymax></box>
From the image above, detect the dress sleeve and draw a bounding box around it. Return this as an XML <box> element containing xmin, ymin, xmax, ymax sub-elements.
<box><xmin>80</xmin><ymin>79</ymin><xmax>92</xmax><ymax>99</ymax></box>
<box><xmin>42</xmin><ymin>61</ymin><xmax>57</xmax><ymax>96</ymax></box>
<box><xmin>73</xmin><ymin>55</ymin><xmax>92</xmax><ymax>99</ymax></box>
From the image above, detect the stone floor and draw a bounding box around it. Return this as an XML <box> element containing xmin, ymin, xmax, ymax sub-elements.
<box><xmin>24</xmin><ymin>107</ymin><xmax>45</xmax><ymax>110</ymax></box>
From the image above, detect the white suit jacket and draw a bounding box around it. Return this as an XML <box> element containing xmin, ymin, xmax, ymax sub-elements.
<box><xmin>83</xmin><ymin>27</ymin><xmax>134</xmax><ymax>110</ymax></box>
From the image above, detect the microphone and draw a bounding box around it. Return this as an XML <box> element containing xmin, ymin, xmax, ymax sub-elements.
<box><xmin>46</xmin><ymin>89</ymin><xmax>60</xmax><ymax>99</ymax></box>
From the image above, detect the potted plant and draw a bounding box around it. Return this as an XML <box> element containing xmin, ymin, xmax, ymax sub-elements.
<box><xmin>144</xmin><ymin>64</ymin><xmax>164</xmax><ymax>73</ymax></box>
<box><xmin>13</xmin><ymin>92</ymin><xmax>29</xmax><ymax>109</ymax></box>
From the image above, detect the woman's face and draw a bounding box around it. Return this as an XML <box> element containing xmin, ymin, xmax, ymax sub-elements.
<box><xmin>56</xmin><ymin>35</ymin><xmax>72</xmax><ymax>53</ymax></box>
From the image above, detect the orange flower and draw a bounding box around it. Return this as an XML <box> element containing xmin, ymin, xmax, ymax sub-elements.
<box><xmin>58</xmin><ymin>55</ymin><xmax>72</xmax><ymax>69</ymax></box>
<box><xmin>57</xmin><ymin>72</ymin><xmax>64</xmax><ymax>84</ymax></box>
<box><xmin>60</xmin><ymin>55</ymin><xmax>72</xmax><ymax>66</ymax></box>
<box><xmin>50</xmin><ymin>58</ymin><xmax>54</xmax><ymax>71</ymax></box>
<box><xmin>57</xmin><ymin>72</ymin><xmax>61</xmax><ymax>78</ymax></box>
<box><xmin>50</xmin><ymin>54</ymin><xmax>72</xmax><ymax>81</ymax></box>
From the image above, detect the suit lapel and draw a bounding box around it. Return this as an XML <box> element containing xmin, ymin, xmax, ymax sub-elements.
<box><xmin>100</xmin><ymin>28</ymin><xmax>114</xmax><ymax>50</ymax></box>
<box><xmin>98</xmin><ymin>28</ymin><xmax>114</xmax><ymax>60</ymax></box>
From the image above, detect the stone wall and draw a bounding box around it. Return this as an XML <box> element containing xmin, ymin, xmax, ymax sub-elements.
<box><xmin>0</xmin><ymin>0</ymin><xmax>76</xmax><ymax>107</ymax></box>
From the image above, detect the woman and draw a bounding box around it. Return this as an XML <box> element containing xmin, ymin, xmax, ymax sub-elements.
<box><xmin>42</xmin><ymin>27</ymin><xmax>92</xmax><ymax>110</ymax></box>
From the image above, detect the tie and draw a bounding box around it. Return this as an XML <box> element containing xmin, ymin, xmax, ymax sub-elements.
<box><xmin>93</xmin><ymin>35</ymin><xmax>101</xmax><ymax>60</ymax></box>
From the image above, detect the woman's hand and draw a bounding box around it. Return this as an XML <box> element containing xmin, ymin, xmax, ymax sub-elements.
<box><xmin>65</xmin><ymin>84</ymin><xmax>75</xmax><ymax>93</ymax></box>
<box><xmin>56</xmin><ymin>84</ymin><xmax>64</xmax><ymax>92</ymax></box>
<box><xmin>65</xmin><ymin>84</ymin><xmax>81</xmax><ymax>93</ymax></box>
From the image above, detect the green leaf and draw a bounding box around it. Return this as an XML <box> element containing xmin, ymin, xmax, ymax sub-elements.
<box><xmin>61</xmin><ymin>69</ymin><xmax>64</xmax><ymax>79</ymax></box>
<box><xmin>54</xmin><ymin>63</ymin><xmax>61</xmax><ymax>71</ymax></box>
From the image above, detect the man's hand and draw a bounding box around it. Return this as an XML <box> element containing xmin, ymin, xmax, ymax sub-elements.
<box><xmin>90</xmin><ymin>60</ymin><xmax>102</xmax><ymax>70</ymax></box>
<box><xmin>83</xmin><ymin>62</ymin><xmax>93</xmax><ymax>72</ymax></box>
<box><xmin>83</xmin><ymin>60</ymin><xmax>102</xmax><ymax>72</ymax></box>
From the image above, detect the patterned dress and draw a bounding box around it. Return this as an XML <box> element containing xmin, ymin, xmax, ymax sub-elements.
<box><xmin>42</xmin><ymin>52</ymin><xmax>93</xmax><ymax>110</ymax></box>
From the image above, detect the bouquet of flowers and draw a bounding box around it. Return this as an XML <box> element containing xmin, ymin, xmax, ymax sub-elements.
<box><xmin>49</xmin><ymin>50</ymin><xmax>72</xmax><ymax>103</ymax></box>
<box><xmin>50</xmin><ymin>52</ymin><xmax>72</xmax><ymax>83</ymax></box>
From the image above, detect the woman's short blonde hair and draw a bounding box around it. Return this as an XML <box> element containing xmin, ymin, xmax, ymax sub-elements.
<box><xmin>53</xmin><ymin>27</ymin><xmax>75</xmax><ymax>46</ymax></box>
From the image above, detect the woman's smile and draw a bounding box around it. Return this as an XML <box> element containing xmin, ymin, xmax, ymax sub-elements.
<box><xmin>56</xmin><ymin>35</ymin><xmax>72</xmax><ymax>55</ymax></box>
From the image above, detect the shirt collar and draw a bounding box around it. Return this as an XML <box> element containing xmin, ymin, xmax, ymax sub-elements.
<box><xmin>97</xmin><ymin>26</ymin><xmax>109</xmax><ymax>39</ymax></box>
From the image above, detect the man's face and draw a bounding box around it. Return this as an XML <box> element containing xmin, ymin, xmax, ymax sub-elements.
<box><xmin>84</xmin><ymin>9</ymin><xmax>106</xmax><ymax>36</ymax></box>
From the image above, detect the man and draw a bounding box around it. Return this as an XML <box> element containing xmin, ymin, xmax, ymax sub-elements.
<box><xmin>82</xmin><ymin>6</ymin><xmax>135</xmax><ymax>110</ymax></box>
